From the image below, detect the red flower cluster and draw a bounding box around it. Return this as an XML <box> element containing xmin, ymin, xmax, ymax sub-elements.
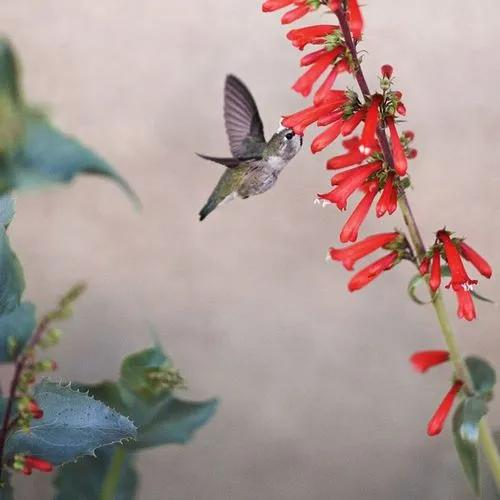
<box><xmin>419</xmin><ymin>230</ymin><xmax>492</xmax><ymax>321</ymax></box>
<box><xmin>264</xmin><ymin>1</ymin><xmax>492</xmax><ymax>320</ymax></box>
<box><xmin>329</xmin><ymin>232</ymin><xmax>402</xmax><ymax>291</ymax></box>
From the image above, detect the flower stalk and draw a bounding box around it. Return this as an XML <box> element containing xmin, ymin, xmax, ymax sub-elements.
<box><xmin>332</xmin><ymin>4</ymin><xmax>500</xmax><ymax>489</ymax></box>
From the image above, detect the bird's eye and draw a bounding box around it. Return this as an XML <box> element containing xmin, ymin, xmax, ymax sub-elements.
<box><xmin>285</xmin><ymin>132</ymin><xmax>295</xmax><ymax>140</ymax></box>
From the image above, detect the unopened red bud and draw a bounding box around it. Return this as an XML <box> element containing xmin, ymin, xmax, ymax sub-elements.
<box><xmin>403</xmin><ymin>130</ymin><xmax>415</xmax><ymax>141</ymax></box>
<box><xmin>27</xmin><ymin>400</ymin><xmax>43</xmax><ymax>419</ymax></box>
<box><xmin>25</xmin><ymin>456</ymin><xmax>53</xmax><ymax>473</ymax></box>
<box><xmin>396</xmin><ymin>102</ymin><xmax>407</xmax><ymax>116</ymax></box>
<box><xmin>381</xmin><ymin>64</ymin><xmax>393</xmax><ymax>78</ymax></box>
<box><xmin>407</xmin><ymin>149</ymin><xmax>418</xmax><ymax>159</ymax></box>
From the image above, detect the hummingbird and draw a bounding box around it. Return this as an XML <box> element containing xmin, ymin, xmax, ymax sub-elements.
<box><xmin>198</xmin><ymin>75</ymin><xmax>302</xmax><ymax>221</ymax></box>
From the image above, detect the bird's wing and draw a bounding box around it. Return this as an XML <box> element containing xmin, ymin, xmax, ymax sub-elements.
<box><xmin>224</xmin><ymin>75</ymin><xmax>266</xmax><ymax>158</ymax></box>
<box><xmin>196</xmin><ymin>153</ymin><xmax>261</xmax><ymax>169</ymax></box>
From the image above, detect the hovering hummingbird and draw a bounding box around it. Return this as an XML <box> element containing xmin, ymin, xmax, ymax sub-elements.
<box><xmin>198</xmin><ymin>75</ymin><xmax>302</xmax><ymax>221</ymax></box>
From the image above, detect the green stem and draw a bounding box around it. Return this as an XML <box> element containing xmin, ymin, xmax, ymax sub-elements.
<box><xmin>479</xmin><ymin>420</ymin><xmax>500</xmax><ymax>491</ymax></box>
<box><xmin>100</xmin><ymin>446</ymin><xmax>126</xmax><ymax>500</ymax></box>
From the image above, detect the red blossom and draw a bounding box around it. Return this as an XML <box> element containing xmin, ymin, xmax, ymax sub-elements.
<box><xmin>341</xmin><ymin>108</ymin><xmax>365</xmax><ymax>136</ymax></box>
<box><xmin>340</xmin><ymin>182</ymin><xmax>378</xmax><ymax>242</ymax></box>
<box><xmin>427</xmin><ymin>381</ymin><xmax>463</xmax><ymax>436</ymax></box>
<box><xmin>359</xmin><ymin>95</ymin><xmax>382</xmax><ymax>154</ymax></box>
<box><xmin>318</xmin><ymin>162</ymin><xmax>381</xmax><ymax>210</ymax></box>
<box><xmin>437</xmin><ymin>231</ymin><xmax>477</xmax><ymax>291</ymax></box>
<box><xmin>286</xmin><ymin>25</ymin><xmax>338</xmax><ymax>50</ymax></box>
<box><xmin>460</xmin><ymin>242</ymin><xmax>492</xmax><ymax>279</ymax></box>
<box><xmin>329</xmin><ymin>232</ymin><xmax>399</xmax><ymax>270</ymax></box>
<box><xmin>386</xmin><ymin>116</ymin><xmax>408</xmax><ymax>176</ymax></box>
<box><xmin>375</xmin><ymin>174</ymin><xmax>397</xmax><ymax>217</ymax></box>
<box><xmin>314</xmin><ymin>58</ymin><xmax>349</xmax><ymax>105</ymax></box>
<box><xmin>262</xmin><ymin>0</ymin><xmax>294</xmax><ymax>12</ymax></box>
<box><xmin>429</xmin><ymin>249</ymin><xmax>441</xmax><ymax>292</ymax></box>
<box><xmin>455</xmin><ymin>288</ymin><xmax>476</xmax><ymax>321</ymax></box>
<box><xmin>293</xmin><ymin>51</ymin><xmax>336</xmax><ymax>96</ymax></box>
<box><xmin>348</xmin><ymin>252</ymin><xmax>398</xmax><ymax>291</ymax></box>
<box><xmin>410</xmin><ymin>350</ymin><xmax>450</xmax><ymax>373</ymax></box>
<box><xmin>346</xmin><ymin>0</ymin><xmax>364</xmax><ymax>40</ymax></box>
<box><xmin>317</xmin><ymin>109</ymin><xmax>345</xmax><ymax>126</ymax></box>
<box><xmin>327</xmin><ymin>149</ymin><xmax>368</xmax><ymax>170</ymax></box>
<box><xmin>22</xmin><ymin>456</ymin><xmax>53</xmax><ymax>475</ymax></box>
<box><xmin>311</xmin><ymin>120</ymin><xmax>343</xmax><ymax>153</ymax></box>
<box><xmin>282</xmin><ymin>4</ymin><xmax>311</xmax><ymax>24</ymax></box>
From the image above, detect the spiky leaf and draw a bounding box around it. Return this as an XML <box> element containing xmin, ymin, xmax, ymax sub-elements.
<box><xmin>5</xmin><ymin>380</ymin><xmax>136</xmax><ymax>465</ymax></box>
<box><xmin>0</xmin><ymin>302</ymin><xmax>36</xmax><ymax>361</ymax></box>
<box><xmin>53</xmin><ymin>446</ymin><xmax>137</xmax><ymax>500</ymax></box>
<box><xmin>453</xmin><ymin>397</ymin><xmax>488</xmax><ymax>496</ymax></box>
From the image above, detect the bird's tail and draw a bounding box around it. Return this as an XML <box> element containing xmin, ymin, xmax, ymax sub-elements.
<box><xmin>199</xmin><ymin>198</ymin><xmax>218</xmax><ymax>221</ymax></box>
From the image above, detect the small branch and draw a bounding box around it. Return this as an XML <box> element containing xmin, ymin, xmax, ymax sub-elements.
<box><xmin>334</xmin><ymin>4</ymin><xmax>500</xmax><ymax>490</ymax></box>
<box><xmin>0</xmin><ymin>316</ymin><xmax>51</xmax><ymax>470</ymax></box>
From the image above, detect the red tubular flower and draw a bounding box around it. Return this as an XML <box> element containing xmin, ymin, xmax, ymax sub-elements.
<box><xmin>386</xmin><ymin>117</ymin><xmax>408</xmax><ymax>176</ymax></box>
<box><xmin>329</xmin><ymin>0</ymin><xmax>342</xmax><ymax>9</ymax></box>
<box><xmin>24</xmin><ymin>456</ymin><xmax>53</xmax><ymax>473</ymax></box>
<box><xmin>293</xmin><ymin>51</ymin><xmax>336</xmax><ymax>97</ymax></box>
<box><xmin>311</xmin><ymin>120</ymin><xmax>343</xmax><ymax>153</ymax></box>
<box><xmin>318</xmin><ymin>162</ymin><xmax>381</xmax><ymax>209</ymax></box>
<box><xmin>437</xmin><ymin>230</ymin><xmax>478</xmax><ymax>291</ymax></box>
<box><xmin>359</xmin><ymin>95</ymin><xmax>382</xmax><ymax>154</ymax></box>
<box><xmin>419</xmin><ymin>257</ymin><xmax>430</xmax><ymax>276</ymax></box>
<box><xmin>286</xmin><ymin>25</ymin><xmax>338</xmax><ymax>50</ymax></box>
<box><xmin>340</xmin><ymin>182</ymin><xmax>378</xmax><ymax>242</ymax></box>
<box><xmin>346</xmin><ymin>0</ymin><xmax>364</xmax><ymax>40</ymax></box>
<box><xmin>459</xmin><ymin>242</ymin><xmax>492</xmax><ymax>279</ymax></box>
<box><xmin>283</xmin><ymin>98</ymin><xmax>346</xmax><ymax>134</ymax></box>
<box><xmin>427</xmin><ymin>381</ymin><xmax>463</xmax><ymax>436</ymax></box>
<box><xmin>375</xmin><ymin>175</ymin><xmax>397</xmax><ymax>217</ymax></box>
<box><xmin>262</xmin><ymin>0</ymin><xmax>294</xmax><ymax>12</ymax></box>
<box><xmin>317</xmin><ymin>108</ymin><xmax>345</xmax><ymax>126</ymax></box>
<box><xmin>329</xmin><ymin>232</ymin><xmax>399</xmax><ymax>270</ymax></box>
<box><xmin>410</xmin><ymin>350</ymin><xmax>450</xmax><ymax>373</ymax></box>
<box><xmin>327</xmin><ymin>149</ymin><xmax>367</xmax><ymax>170</ymax></box>
<box><xmin>282</xmin><ymin>3</ymin><xmax>312</xmax><ymax>25</ymax></box>
<box><xmin>27</xmin><ymin>399</ymin><xmax>43</xmax><ymax>419</ymax></box>
<box><xmin>348</xmin><ymin>252</ymin><xmax>398</xmax><ymax>291</ymax></box>
<box><xmin>314</xmin><ymin>58</ymin><xmax>349</xmax><ymax>105</ymax></box>
<box><xmin>341</xmin><ymin>108</ymin><xmax>365</xmax><ymax>136</ymax></box>
<box><xmin>300</xmin><ymin>48</ymin><xmax>330</xmax><ymax>67</ymax></box>
<box><xmin>429</xmin><ymin>249</ymin><xmax>441</xmax><ymax>292</ymax></box>
<box><xmin>456</xmin><ymin>288</ymin><xmax>476</xmax><ymax>321</ymax></box>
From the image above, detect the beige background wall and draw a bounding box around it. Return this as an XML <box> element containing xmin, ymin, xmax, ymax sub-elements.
<box><xmin>2</xmin><ymin>1</ymin><xmax>500</xmax><ymax>498</ymax></box>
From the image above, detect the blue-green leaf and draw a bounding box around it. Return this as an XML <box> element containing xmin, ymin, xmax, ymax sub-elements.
<box><xmin>465</xmin><ymin>356</ymin><xmax>496</xmax><ymax>398</ymax></box>
<box><xmin>5</xmin><ymin>380</ymin><xmax>137</xmax><ymax>465</ymax></box>
<box><xmin>0</xmin><ymin>195</ymin><xmax>15</xmax><ymax>228</ymax></box>
<box><xmin>128</xmin><ymin>396</ymin><xmax>218</xmax><ymax>450</ymax></box>
<box><xmin>452</xmin><ymin>397</ymin><xmax>488</xmax><ymax>496</ymax></box>
<box><xmin>0</xmin><ymin>302</ymin><xmax>35</xmax><ymax>361</ymax></box>
<box><xmin>53</xmin><ymin>447</ymin><xmax>137</xmax><ymax>500</ymax></box>
<box><xmin>3</xmin><ymin>114</ymin><xmax>139</xmax><ymax>206</ymax></box>
<box><xmin>0</xmin><ymin>228</ymin><xmax>25</xmax><ymax>315</ymax></box>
